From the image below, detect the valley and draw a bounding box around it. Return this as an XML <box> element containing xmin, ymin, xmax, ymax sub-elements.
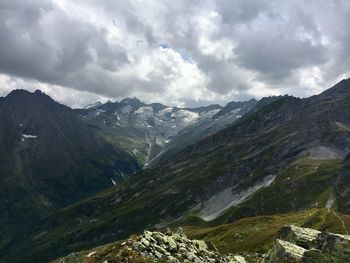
<box><xmin>2</xmin><ymin>1</ymin><xmax>350</xmax><ymax>262</ymax></box>
<box><xmin>1</xmin><ymin>79</ymin><xmax>350</xmax><ymax>262</ymax></box>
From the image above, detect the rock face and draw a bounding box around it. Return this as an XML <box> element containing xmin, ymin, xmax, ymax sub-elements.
<box><xmin>264</xmin><ymin>225</ymin><xmax>350</xmax><ymax>262</ymax></box>
<box><xmin>54</xmin><ymin>228</ymin><xmax>246</xmax><ymax>263</ymax></box>
<box><xmin>131</xmin><ymin>228</ymin><xmax>246</xmax><ymax>263</ymax></box>
<box><xmin>77</xmin><ymin>97</ymin><xmax>256</xmax><ymax>167</ymax></box>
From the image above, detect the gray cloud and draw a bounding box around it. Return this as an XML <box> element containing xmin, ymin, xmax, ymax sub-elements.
<box><xmin>0</xmin><ymin>0</ymin><xmax>129</xmax><ymax>97</ymax></box>
<box><xmin>231</xmin><ymin>3</ymin><xmax>328</xmax><ymax>84</ymax></box>
<box><xmin>0</xmin><ymin>0</ymin><xmax>350</xmax><ymax>107</ymax></box>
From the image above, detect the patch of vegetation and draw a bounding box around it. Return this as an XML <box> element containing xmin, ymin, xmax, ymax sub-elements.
<box><xmin>210</xmin><ymin>157</ymin><xmax>343</xmax><ymax>224</ymax></box>
<box><xmin>183</xmin><ymin>209</ymin><xmax>350</xmax><ymax>255</ymax></box>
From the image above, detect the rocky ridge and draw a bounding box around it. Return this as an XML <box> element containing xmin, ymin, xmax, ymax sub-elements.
<box><xmin>77</xmin><ymin>97</ymin><xmax>257</xmax><ymax>166</ymax></box>
<box><xmin>265</xmin><ymin>225</ymin><xmax>350</xmax><ymax>262</ymax></box>
<box><xmin>52</xmin><ymin>224</ymin><xmax>350</xmax><ymax>263</ymax></box>
<box><xmin>55</xmin><ymin>228</ymin><xmax>247</xmax><ymax>263</ymax></box>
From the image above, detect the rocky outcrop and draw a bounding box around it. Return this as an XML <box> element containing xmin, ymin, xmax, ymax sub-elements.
<box><xmin>132</xmin><ymin>228</ymin><xmax>246</xmax><ymax>262</ymax></box>
<box><xmin>264</xmin><ymin>225</ymin><xmax>350</xmax><ymax>262</ymax></box>
<box><xmin>54</xmin><ymin>228</ymin><xmax>246</xmax><ymax>263</ymax></box>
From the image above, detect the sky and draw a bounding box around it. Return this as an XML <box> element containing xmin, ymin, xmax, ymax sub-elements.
<box><xmin>0</xmin><ymin>0</ymin><xmax>350</xmax><ymax>108</ymax></box>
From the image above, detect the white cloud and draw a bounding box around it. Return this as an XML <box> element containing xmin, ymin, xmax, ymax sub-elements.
<box><xmin>0</xmin><ymin>0</ymin><xmax>350</xmax><ymax>107</ymax></box>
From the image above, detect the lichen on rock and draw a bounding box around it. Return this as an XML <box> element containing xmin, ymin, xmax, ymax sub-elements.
<box><xmin>264</xmin><ymin>225</ymin><xmax>350</xmax><ymax>263</ymax></box>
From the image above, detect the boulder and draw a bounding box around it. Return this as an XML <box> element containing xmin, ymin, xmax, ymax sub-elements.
<box><xmin>265</xmin><ymin>225</ymin><xmax>350</xmax><ymax>263</ymax></box>
<box><xmin>125</xmin><ymin>228</ymin><xmax>246</xmax><ymax>262</ymax></box>
<box><xmin>278</xmin><ymin>225</ymin><xmax>320</xmax><ymax>249</ymax></box>
<box><xmin>265</xmin><ymin>239</ymin><xmax>306</xmax><ymax>263</ymax></box>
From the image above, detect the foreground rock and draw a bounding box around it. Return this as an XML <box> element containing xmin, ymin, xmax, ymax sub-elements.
<box><xmin>264</xmin><ymin>225</ymin><xmax>350</xmax><ymax>262</ymax></box>
<box><xmin>133</xmin><ymin>228</ymin><xmax>246</xmax><ymax>262</ymax></box>
<box><xmin>54</xmin><ymin>228</ymin><xmax>246</xmax><ymax>263</ymax></box>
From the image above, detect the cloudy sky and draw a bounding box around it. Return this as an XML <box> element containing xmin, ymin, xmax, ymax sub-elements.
<box><xmin>0</xmin><ymin>0</ymin><xmax>350</xmax><ymax>108</ymax></box>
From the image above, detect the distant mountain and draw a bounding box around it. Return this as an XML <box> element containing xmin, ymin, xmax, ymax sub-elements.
<box><xmin>9</xmin><ymin>79</ymin><xmax>350</xmax><ymax>262</ymax></box>
<box><xmin>83</xmin><ymin>101</ymin><xmax>102</xmax><ymax>109</ymax></box>
<box><xmin>0</xmin><ymin>90</ymin><xmax>257</xmax><ymax>254</ymax></box>
<box><xmin>0</xmin><ymin>90</ymin><xmax>140</xmax><ymax>247</ymax></box>
<box><xmin>212</xmin><ymin>98</ymin><xmax>257</xmax><ymax>119</ymax></box>
<box><xmin>77</xmin><ymin>97</ymin><xmax>257</xmax><ymax>166</ymax></box>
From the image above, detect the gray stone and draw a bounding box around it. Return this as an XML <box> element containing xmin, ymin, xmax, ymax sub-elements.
<box><xmin>278</xmin><ymin>225</ymin><xmax>320</xmax><ymax>249</ymax></box>
<box><xmin>265</xmin><ymin>225</ymin><xmax>350</xmax><ymax>263</ymax></box>
<box><xmin>264</xmin><ymin>239</ymin><xmax>305</xmax><ymax>262</ymax></box>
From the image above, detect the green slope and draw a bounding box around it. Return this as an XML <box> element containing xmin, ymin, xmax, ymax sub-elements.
<box><xmin>0</xmin><ymin>90</ymin><xmax>141</xmax><ymax>248</ymax></box>
<box><xmin>184</xmin><ymin>209</ymin><xmax>350</xmax><ymax>256</ymax></box>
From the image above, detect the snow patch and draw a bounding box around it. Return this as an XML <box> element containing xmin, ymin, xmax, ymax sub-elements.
<box><xmin>121</xmin><ymin>105</ymin><xmax>132</xmax><ymax>113</ymax></box>
<box><xmin>96</xmin><ymin>109</ymin><xmax>105</xmax><ymax>115</ymax></box>
<box><xmin>111</xmin><ymin>179</ymin><xmax>116</xmax><ymax>186</ymax></box>
<box><xmin>22</xmin><ymin>134</ymin><xmax>38</xmax><ymax>139</ymax></box>
<box><xmin>176</xmin><ymin>110</ymin><xmax>199</xmax><ymax>123</ymax></box>
<box><xmin>135</xmin><ymin>106</ymin><xmax>153</xmax><ymax>115</ymax></box>
<box><xmin>335</xmin><ymin>122</ymin><xmax>350</xmax><ymax>132</ymax></box>
<box><xmin>158</xmin><ymin>107</ymin><xmax>173</xmax><ymax>116</ymax></box>
<box><xmin>115</xmin><ymin>114</ymin><xmax>120</xmax><ymax>121</ymax></box>
<box><xmin>86</xmin><ymin>251</ymin><xmax>96</xmax><ymax>257</ymax></box>
<box><xmin>230</xmin><ymin>108</ymin><xmax>241</xmax><ymax>115</ymax></box>
<box><xmin>199</xmin><ymin>109</ymin><xmax>221</xmax><ymax>119</ymax></box>
<box><xmin>199</xmin><ymin>174</ymin><xmax>277</xmax><ymax>221</ymax></box>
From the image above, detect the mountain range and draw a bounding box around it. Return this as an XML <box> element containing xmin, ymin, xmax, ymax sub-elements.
<box><xmin>75</xmin><ymin>96</ymin><xmax>257</xmax><ymax>167</ymax></box>
<box><xmin>1</xmin><ymin>79</ymin><xmax>350</xmax><ymax>262</ymax></box>
<box><xmin>0</xmin><ymin>89</ymin><xmax>255</xmax><ymax>254</ymax></box>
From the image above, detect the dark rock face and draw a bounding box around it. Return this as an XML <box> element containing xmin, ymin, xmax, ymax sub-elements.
<box><xmin>0</xmin><ymin>89</ymin><xmax>140</xmax><ymax>246</ymax></box>
<box><xmin>265</xmin><ymin>225</ymin><xmax>350</xmax><ymax>262</ymax></box>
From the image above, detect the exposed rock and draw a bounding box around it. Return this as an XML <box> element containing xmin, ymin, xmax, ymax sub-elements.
<box><xmin>264</xmin><ymin>225</ymin><xmax>350</xmax><ymax>262</ymax></box>
<box><xmin>265</xmin><ymin>239</ymin><xmax>306</xmax><ymax>262</ymax></box>
<box><xmin>132</xmin><ymin>228</ymin><xmax>245</xmax><ymax>262</ymax></box>
<box><xmin>278</xmin><ymin>225</ymin><xmax>320</xmax><ymax>249</ymax></box>
<box><xmin>54</xmin><ymin>228</ymin><xmax>246</xmax><ymax>262</ymax></box>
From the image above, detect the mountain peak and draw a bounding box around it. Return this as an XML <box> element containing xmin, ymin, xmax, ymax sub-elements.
<box><xmin>318</xmin><ymin>78</ymin><xmax>350</xmax><ymax>99</ymax></box>
<box><xmin>34</xmin><ymin>89</ymin><xmax>43</xmax><ymax>95</ymax></box>
<box><xmin>6</xmin><ymin>89</ymin><xmax>51</xmax><ymax>100</ymax></box>
<box><xmin>120</xmin><ymin>97</ymin><xmax>142</xmax><ymax>104</ymax></box>
<box><xmin>6</xmin><ymin>89</ymin><xmax>32</xmax><ymax>97</ymax></box>
<box><xmin>120</xmin><ymin>97</ymin><xmax>145</xmax><ymax>108</ymax></box>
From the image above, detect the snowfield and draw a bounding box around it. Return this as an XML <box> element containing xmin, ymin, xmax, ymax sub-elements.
<box><xmin>22</xmin><ymin>134</ymin><xmax>38</xmax><ymax>139</ymax></box>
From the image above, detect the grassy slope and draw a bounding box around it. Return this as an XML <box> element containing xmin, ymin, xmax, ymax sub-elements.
<box><xmin>177</xmin><ymin>157</ymin><xmax>343</xmax><ymax>227</ymax></box>
<box><xmin>215</xmin><ymin>157</ymin><xmax>342</xmax><ymax>224</ymax></box>
<box><xmin>51</xmin><ymin>208</ymin><xmax>349</xmax><ymax>263</ymax></box>
<box><xmin>47</xmin><ymin>154</ymin><xmax>348</xmax><ymax>263</ymax></box>
<box><xmin>184</xmin><ymin>209</ymin><xmax>350</xmax><ymax>255</ymax></box>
